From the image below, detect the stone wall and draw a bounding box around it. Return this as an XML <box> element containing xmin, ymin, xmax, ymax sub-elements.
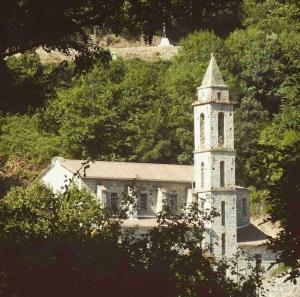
<box><xmin>193</xmin><ymin>103</ymin><xmax>234</xmax><ymax>153</ymax></box>
<box><xmin>193</xmin><ymin>103</ymin><xmax>235</xmax><ymax>192</ymax></box>
<box><xmin>197</xmin><ymin>86</ymin><xmax>229</xmax><ymax>103</ymax></box>
<box><xmin>194</xmin><ymin>100</ymin><xmax>237</xmax><ymax>258</ymax></box>
<box><xmin>213</xmin><ymin>192</ymin><xmax>237</xmax><ymax>258</ymax></box>
<box><xmin>110</xmin><ymin>46</ymin><xmax>179</xmax><ymax>61</ymax></box>
<box><xmin>81</xmin><ymin>178</ymin><xmax>190</xmax><ymax>217</ymax></box>
<box><xmin>236</xmin><ymin>245</ymin><xmax>275</xmax><ymax>274</ymax></box>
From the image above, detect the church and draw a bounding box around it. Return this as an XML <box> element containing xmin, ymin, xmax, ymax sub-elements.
<box><xmin>41</xmin><ymin>55</ymin><xmax>271</xmax><ymax>264</ymax></box>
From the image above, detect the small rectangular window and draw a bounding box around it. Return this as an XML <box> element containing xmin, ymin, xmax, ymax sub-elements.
<box><xmin>201</xmin><ymin>200</ymin><xmax>205</xmax><ymax>209</ymax></box>
<box><xmin>217</xmin><ymin>91</ymin><xmax>221</xmax><ymax>100</ymax></box>
<box><xmin>222</xmin><ymin>233</ymin><xmax>226</xmax><ymax>256</ymax></box>
<box><xmin>170</xmin><ymin>194</ymin><xmax>178</xmax><ymax>213</ymax></box>
<box><xmin>140</xmin><ymin>193</ymin><xmax>147</xmax><ymax>210</ymax></box>
<box><xmin>110</xmin><ymin>192</ymin><xmax>118</xmax><ymax>212</ymax></box>
<box><xmin>255</xmin><ymin>254</ymin><xmax>262</xmax><ymax>269</ymax></box>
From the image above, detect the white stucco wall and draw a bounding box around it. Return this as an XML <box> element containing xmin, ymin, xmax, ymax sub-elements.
<box><xmin>41</xmin><ymin>158</ymin><xmax>80</xmax><ymax>192</ymax></box>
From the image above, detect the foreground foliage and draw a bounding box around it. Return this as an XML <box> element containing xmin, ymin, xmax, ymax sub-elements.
<box><xmin>0</xmin><ymin>184</ymin><xmax>261</xmax><ymax>297</ymax></box>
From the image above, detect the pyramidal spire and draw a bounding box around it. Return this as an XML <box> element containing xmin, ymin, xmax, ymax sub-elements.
<box><xmin>201</xmin><ymin>54</ymin><xmax>226</xmax><ymax>88</ymax></box>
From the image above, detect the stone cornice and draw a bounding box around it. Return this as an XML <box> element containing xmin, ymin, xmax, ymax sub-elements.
<box><xmin>192</xmin><ymin>100</ymin><xmax>236</xmax><ymax>107</ymax></box>
<box><xmin>193</xmin><ymin>148</ymin><xmax>235</xmax><ymax>154</ymax></box>
<box><xmin>196</xmin><ymin>188</ymin><xmax>237</xmax><ymax>194</ymax></box>
<box><xmin>197</xmin><ymin>85</ymin><xmax>228</xmax><ymax>90</ymax></box>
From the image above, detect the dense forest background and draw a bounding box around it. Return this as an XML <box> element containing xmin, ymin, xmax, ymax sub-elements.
<box><xmin>0</xmin><ymin>0</ymin><xmax>299</xmax><ymax>217</ymax></box>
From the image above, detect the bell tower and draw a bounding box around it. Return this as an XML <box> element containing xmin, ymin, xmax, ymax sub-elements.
<box><xmin>193</xmin><ymin>54</ymin><xmax>237</xmax><ymax>258</ymax></box>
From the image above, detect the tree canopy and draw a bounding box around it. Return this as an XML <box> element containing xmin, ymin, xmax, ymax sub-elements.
<box><xmin>0</xmin><ymin>0</ymin><xmax>242</xmax><ymax>60</ymax></box>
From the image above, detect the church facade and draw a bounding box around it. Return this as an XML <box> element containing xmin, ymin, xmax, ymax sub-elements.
<box><xmin>41</xmin><ymin>55</ymin><xmax>270</xmax><ymax>262</ymax></box>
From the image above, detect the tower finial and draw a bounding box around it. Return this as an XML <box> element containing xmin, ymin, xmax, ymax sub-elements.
<box><xmin>210</xmin><ymin>52</ymin><xmax>214</xmax><ymax>58</ymax></box>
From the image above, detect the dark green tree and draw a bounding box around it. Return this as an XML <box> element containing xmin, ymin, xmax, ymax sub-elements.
<box><xmin>248</xmin><ymin>74</ymin><xmax>300</xmax><ymax>280</ymax></box>
<box><xmin>0</xmin><ymin>51</ymin><xmax>76</xmax><ymax>113</ymax></box>
<box><xmin>225</xmin><ymin>0</ymin><xmax>300</xmax><ymax>114</ymax></box>
<box><xmin>234</xmin><ymin>98</ymin><xmax>269</xmax><ymax>186</ymax></box>
<box><xmin>0</xmin><ymin>0</ymin><xmax>242</xmax><ymax>60</ymax></box>
<box><xmin>0</xmin><ymin>182</ymin><xmax>261</xmax><ymax>296</ymax></box>
<box><xmin>0</xmin><ymin>0</ymin><xmax>243</xmax><ymax>114</ymax></box>
<box><xmin>242</xmin><ymin>0</ymin><xmax>300</xmax><ymax>34</ymax></box>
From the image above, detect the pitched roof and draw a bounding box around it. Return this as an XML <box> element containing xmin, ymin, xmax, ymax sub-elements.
<box><xmin>60</xmin><ymin>159</ymin><xmax>193</xmax><ymax>183</ymax></box>
<box><xmin>237</xmin><ymin>223</ymin><xmax>268</xmax><ymax>246</ymax></box>
<box><xmin>200</xmin><ymin>54</ymin><xmax>227</xmax><ymax>88</ymax></box>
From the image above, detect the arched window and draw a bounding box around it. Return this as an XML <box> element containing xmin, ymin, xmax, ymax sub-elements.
<box><xmin>221</xmin><ymin>201</ymin><xmax>225</xmax><ymax>226</ymax></box>
<box><xmin>200</xmin><ymin>113</ymin><xmax>205</xmax><ymax>148</ymax></box>
<box><xmin>200</xmin><ymin>162</ymin><xmax>205</xmax><ymax>189</ymax></box>
<box><xmin>218</xmin><ymin>112</ymin><xmax>224</xmax><ymax>147</ymax></box>
<box><xmin>220</xmin><ymin>161</ymin><xmax>225</xmax><ymax>188</ymax></box>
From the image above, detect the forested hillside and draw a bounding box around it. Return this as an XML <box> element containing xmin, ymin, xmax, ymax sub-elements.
<box><xmin>0</xmin><ymin>0</ymin><xmax>299</xmax><ymax>218</ymax></box>
<box><xmin>0</xmin><ymin>0</ymin><xmax>300</xmax><ymax>288</ymax></box>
